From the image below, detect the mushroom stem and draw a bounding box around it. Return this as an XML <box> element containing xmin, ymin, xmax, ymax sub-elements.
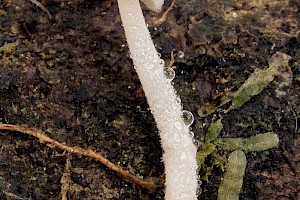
<box><xmin>117</xmin><ymin>0</ymin><xmax>198</xmax><ymax>199</ymax></box>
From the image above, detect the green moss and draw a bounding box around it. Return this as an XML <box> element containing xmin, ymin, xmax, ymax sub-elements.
<box><xmin>205</xmin><ymin>119</ymin><xmax>223</xmax><ymax>144</ymax></box>
<box><xmin>227</xmin><ymin>52</ymin><xmax>291</xmax><ymax>112</ymax></box>
<box><xmin>0</xmin><ymin>41</ymin><xmax>19</xmax><ymax>54</ymax></box>
<box><xmin>197</xmin><ymin>119</ymin><xmax>279</xmax><ymax>199</ymax></box>
<box><xmin>217</xmin><ymin>150</ymin><xmax>246</xmax><ymax>200</ymax></box>
<box><xmin>214</xmin><ymin>132</ymin><xmax>279</xmax><ymax>153</ymax></box>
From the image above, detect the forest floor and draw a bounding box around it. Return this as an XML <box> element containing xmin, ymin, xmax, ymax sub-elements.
<box><xmin>0</xmin><ymin>0</ymin><xmax>299</xmax><ymax>199</ymax></box>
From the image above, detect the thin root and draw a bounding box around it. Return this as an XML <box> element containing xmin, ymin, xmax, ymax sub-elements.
<box><xmin>0</xmin><ymin>123</ymin><xmax>163</xmax><ymax>192</ymax></box>
<box><xmin>167</xmin><ymin>51</ymin><xmax>175</xmax><ymax>68</ymax></box>
<box><xmin>153</xmin><ymin>0</ymin><xmax>176</xmax><ymax>26</ymax></box>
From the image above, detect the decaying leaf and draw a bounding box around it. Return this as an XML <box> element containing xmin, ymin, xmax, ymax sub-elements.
<box><xmin>198</xmin><ymin>89</ymin><xmax>233</xmax><ymax>118</ymax></box>
<box><xmin>217</xmin><ymin>150</ymin><xmax>247</xmax><ymax>200</ymax></box>
<box><xmin>198</xmin><ymin>102</ymin><xmax>217</xmax><ymax>118</ymax></box>
<box><xmin>214</xmin><ymin>132</ymin><xmax>279</xmax><ymax>153</ymax></box>
<box><xmin>227</xmin><ymin>52</ymin><xmax>291</xmax><ymax>112</ymax></box>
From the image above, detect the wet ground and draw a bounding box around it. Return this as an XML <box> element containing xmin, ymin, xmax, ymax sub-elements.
<box><xmin>0</xmin><ymin>0</ymin><xmax>299</xmax><ymax>199</ymax></box>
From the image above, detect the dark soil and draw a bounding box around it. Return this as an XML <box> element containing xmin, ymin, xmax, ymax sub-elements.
<box><xmin>0</xmin><ymin>0</ymin><xmax>299</xmax><ymax>199</ymax></box>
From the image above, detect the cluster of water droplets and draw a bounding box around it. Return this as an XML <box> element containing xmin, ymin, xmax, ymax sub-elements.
<box><xmin>158</xmin><ymin>53</ymin><xmax>199</xmax><ymax>144</ymax></box>
<box><xmin>196</xmin><ymin>175</ymin><xmax>202</xmax><ymax>197</ymax></box>
<box><xmin>158</xmin><ymin>53</ymin><xmax>202</xmax><ymax>198</ymax></box>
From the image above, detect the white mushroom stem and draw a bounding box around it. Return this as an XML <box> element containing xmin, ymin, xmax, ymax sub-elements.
<box><xmin>117</xmin><ymin>0</ymin><xmax>198</xmax><ymax>199</ymax></box>
<box><xmin>140</xmin><ymin>0</ymin><xmax>164</xmax><ymax>11</ymax></box>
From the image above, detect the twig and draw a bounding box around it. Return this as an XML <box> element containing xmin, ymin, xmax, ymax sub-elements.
<box><xmin>2</xmin><ymin>191</ymin><xmax>26</xmax><ymax>200</ymax></box>
<box><xmin>290</xmin><ymin>106</ymin><xmax>298</xmax><ymax>133</ymax></box>
<box><xmin>0</xmin><ymin>124</ymin><xmax>162</xmax><ymax>192</ymax></box>
<box><xmin>288</xmin><ymin>101</ymin><xmax>298</xmax><ymax>133</ymax></box>
<box><xmin>61</xmin><ymin>154</ymin><xmax>71</xmax><ymax>200</ymax></box>
<box><xmin>29</xmin><ymin>0</ymin><xmax>52</xmax><ymax>20</ymax></box>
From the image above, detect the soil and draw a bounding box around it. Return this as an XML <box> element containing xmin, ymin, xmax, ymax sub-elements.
<box><xmin>0</xmin><ymin>0</ymin><xmax>299</xmax><ymax>199</ymax></box>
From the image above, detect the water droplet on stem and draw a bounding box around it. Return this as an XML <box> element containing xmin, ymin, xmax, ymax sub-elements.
<box><xmin>163</xmin><ymin>67</ymin><xmax>175</xmax><ymax>81</ymax></box>
<box><xmin>182</xmin><ymin>110</ymin><xmax>194</xmax><ymax>127</ymax></box>
<box><xmin>159</xmin><ymin>59</ymin><xmax>165</xmax><ymax>66</ymax></box>
<box><xmin>189</xmin><ymin>131</ymin><xmax>195</xmax><ymax>137</ymax></box>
